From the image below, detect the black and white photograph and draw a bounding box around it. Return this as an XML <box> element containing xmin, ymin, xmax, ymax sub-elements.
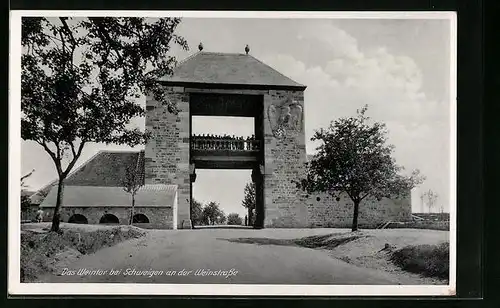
<box><xmin>9</xmin><ymin>11</ymin><xmax>456</xmax><ymax>296</ymax></box>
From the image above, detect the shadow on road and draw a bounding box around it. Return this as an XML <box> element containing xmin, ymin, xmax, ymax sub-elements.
<box><xmin>194</xmin><ymin>225</ymin><xmax>255</xmax><ymax>230</ymax></box>
<box><xmin>220</xmin><ymin>233</ymin><xmax>367</xmax><ymax>249</ymax></box>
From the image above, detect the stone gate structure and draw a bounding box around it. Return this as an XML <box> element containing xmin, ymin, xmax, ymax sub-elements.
<box><xmin>145</xmin><ymin>52</ymin><xmax>311</xmax><ymax>229</ymax></box>
<box><xmin>144</xmin><ymin>51</ymin><xmax>411</xmax><ymax>229</ymax></box>
<box><xmin>35</xmin><ymin>51</ymin><xmax>411</xmax><ymax>229</ymax></box>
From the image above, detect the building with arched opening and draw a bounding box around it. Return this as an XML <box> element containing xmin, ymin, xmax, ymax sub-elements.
<box><xmin>39</xmin><ymin>153</ymin><xmax>178</xmax><ymax>229</ymax></box>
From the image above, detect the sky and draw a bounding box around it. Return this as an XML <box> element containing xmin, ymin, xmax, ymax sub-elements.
<box><xmin>20</xmin><ymin>17</ymin><xmax>454</xmax><ymax>218</ymax></box>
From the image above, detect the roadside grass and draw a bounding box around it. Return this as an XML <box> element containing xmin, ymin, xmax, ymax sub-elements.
<box><xmin>225</xmin><ymin>232</ymin><xmax>449</xmax><ymax>281</ymax></box>
<box><xmin>20</xmin><ymin>224</ymin><xmax>145</xmax><ymax>282</ymax></box>
<box><xmin>390</xmin><ymin>242</ymin><xmax>449</xmax><ymax>279</ymax></box>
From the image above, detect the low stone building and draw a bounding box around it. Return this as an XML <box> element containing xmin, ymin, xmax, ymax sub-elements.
<box><xmin>40</xmin><ymin>184</ymin><xmax>178</xmax><ymax>229</ymax></box>
<box><xmin>38</xmin><ymin>150</ymin><xmax>178</xmax><ymax>229</ymax></box>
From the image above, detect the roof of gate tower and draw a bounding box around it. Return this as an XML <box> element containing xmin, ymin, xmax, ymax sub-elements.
<box><xmin>159</xmin><ymin>52</ymin><xmax>307</xmax><ymax>90</ymax></box>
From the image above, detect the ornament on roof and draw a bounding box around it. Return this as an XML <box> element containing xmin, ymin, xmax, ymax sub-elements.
<box><xmin>198</xmin><ymin>42</ymin><xmax>203</xmax><ymax>51</ymax></box>
<box><xmin>245</xmin><ymin>44</ymin><xmax>250</xmax><ymax>55</ymax></box>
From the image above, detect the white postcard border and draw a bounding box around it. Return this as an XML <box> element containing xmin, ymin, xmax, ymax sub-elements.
<box><xmin>9</xmin><ymin>10</ymin><xmax>457</xmax><ymax>296</ymax></box>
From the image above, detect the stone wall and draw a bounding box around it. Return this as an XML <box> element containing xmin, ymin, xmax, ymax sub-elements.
<box><xmin>144</xmin><ymin>87</ymin><xmax>191</xmax><ymax>229</ymax></box>
<box><xmin>260</xmin><ymin>89</ymin><xmax>411</xmax><ymax>228</ymax></box>
<box><xmin>263</xmin><ymin>90</ymin><xmax>308</xmax><ymax>227</ymax></box>
<box><xmin>305</xmin><ymin>191</ymin><xmax>412</xmax><ymax>228</ymax></box>
<box><xmin>41</xmin><ymin>206</ymin><xmax>175</xmax><ymax>229</ymax></box>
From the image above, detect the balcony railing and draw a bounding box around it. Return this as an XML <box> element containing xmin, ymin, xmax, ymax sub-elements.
<box><xmin>192</xmin><ymin>137</ymin><xmax>260</xmax><ymax>151</ymax></box>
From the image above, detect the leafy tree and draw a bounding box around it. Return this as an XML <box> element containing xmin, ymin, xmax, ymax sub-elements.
<box><xmin>21</xmin><ymin>17</ymin><xmax>189</xmax><ymax>232</ymax></box>
<box><xmin>191</xmin><ymin>199</ymin><xmax>204</xmax><ymax>226</ymax></box>
<box><xmin>202</xmin><ymin>201</ymin><xmax>226</xmax><ymax>225</ymax></box>
<box><xmin>227</xmin><ymin>213</ymin><xmax>243</xmax><ymax>225</ymax></box>
<box><xmin>218</xmin><ymin>213</ymin><xmax>227</xmax><ymax>225</ymax></box>
<box><xmin>21</xmin><ymin>194</ymin><xmax>32</xmax><ymax>216</ymax></box>
<box><xmin>122</xmin><ymin>163</ymin><xmax>144</xmax><ymax>225</ymax></box>
<box><xmin>241</xmin><ymin>182</ymin><xmax>255</xmax><ymax>226</ymax></box>
<box><xmin>296</xmin><ymin>105</ymin><xmax>424</xmax><ymax>232</ymax></box>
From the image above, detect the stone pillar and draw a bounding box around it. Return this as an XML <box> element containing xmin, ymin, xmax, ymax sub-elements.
<box><xmin>190</xmin><ymin>163</ymin><xmax>196</xmax><ymax>183</ymax></box>
<box><xmin>144</xmin><ymin>87</ymin><xmax>191</xmax><ymax>229</ymax></box>
<box><xmin>263</xmin><ymin>90</ymin><xmax>308</xmax><ymax>227</ymax></box>
<box><xmin>252</xmin><ymin>164</ymin><xmax>265</xmax><ymax>228</ymax></box>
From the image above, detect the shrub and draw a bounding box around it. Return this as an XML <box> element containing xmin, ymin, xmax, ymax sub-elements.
<box><xmin>227</xmin><ymin>213</ymin><xmax>243</xmax><ymax>225</ymax></box>
<box><xmin>390</xmin><ymin>242</ymin><xmax>449</xmax><ymax>279</ymax></box>
<box><xmin>20</xmin><ymin>226</ymin><xmax>145</xmax><ymax>282</ymax></box>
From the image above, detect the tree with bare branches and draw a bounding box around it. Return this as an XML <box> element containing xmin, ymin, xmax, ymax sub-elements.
<box><xmin>423</xmin><ymin>189</ymin><xmax>439</xmax><ymax>213</ymax></box>
<box><xmin>21</xmin><ymin>169</ymin><xmax>35</xmax><ymax>217</ymax></box>
<box><xmin>122</xmin><ymin>164</ymin><xmax>144</xmax><ymax>225</ymax></box>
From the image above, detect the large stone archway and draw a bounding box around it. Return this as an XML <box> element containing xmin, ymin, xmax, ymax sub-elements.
<box><xmin>145</xmin><ymin>88</ymin><xmax>307</xmax><ymax>229</ymax></box>
<box><xmin>144</xmin><ymin>52</ymin><xmax>308</xmax><ymax>229</ymax></box>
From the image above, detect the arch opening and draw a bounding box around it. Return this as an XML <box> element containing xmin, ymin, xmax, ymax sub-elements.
<box><xmin>68</xmin><ymin>214</ymin><xmax>88</xmax><ymax>224</ymax></box>
<box><xmin>99</xmin><ymin>213</ymin><xmax>120</xmax><ymax>224</ymax></box>
<box><xmin>132</xmin><ymin>213</ymin><xmax>150</xmax><ymax>223</ymax></box>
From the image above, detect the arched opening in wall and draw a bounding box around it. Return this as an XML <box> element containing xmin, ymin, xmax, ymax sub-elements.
<box><xmin>133</xmin><ymin>213</ymin><xmax>150</xmax><ymax>223</ymax></box>
<box><xmin>192</xmin><ymin>169</ymin><xmax>255</xmax><ymax>228</ymax></box>
<box><xmin>68</xmin><ymin>214</ymin><xmax>88</xmax><ymax>224</ymax></box>
<box><xmin>190</xmin><ymin>107</ymin><xmax>264</xmax><ymax>229</ymax></box>
<box><xmin>99</xmin><ymin>213</ymin><xmax>120</xmax><ymax>224</ymax></box>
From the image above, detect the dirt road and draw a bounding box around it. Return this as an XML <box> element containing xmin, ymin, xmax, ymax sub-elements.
<box><xmin>38</xmin><ymin>228</ymin><xmax>446</xmax><ymax>285</ymax></box>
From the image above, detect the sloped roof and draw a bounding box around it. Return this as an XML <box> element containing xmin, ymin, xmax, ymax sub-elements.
<box><xmin>65</xmin><ymin>150</ymin><xmax>145</xmax><ymax>186</ymax></box>
<box><xmin>160</xmin><ymin>52</ymin><xmax>306</xmax><ymax>90</ymax></box>
<box><xmin>40</xmin><ymin>184</ymin><xmax>177</xmax><ymax>208</ymax></box>
<box><xmin>30</xmin><ymin>150</ymin><xmax>145</xmax><ymax>204</ymax></box>
<box><xmin>21</xmin><ymin>190</ymin><xmax>35</xmax><ymax>197</ymax></box>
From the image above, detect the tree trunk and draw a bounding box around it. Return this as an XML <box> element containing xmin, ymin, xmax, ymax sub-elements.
<box><xmin>351</xmin><ymin>199</ymin><xmax>360</xmax><ymax>232</ymax></box>
<box><xmin>129</xmin><ymin>195</ymin><xmax>135</xmax><ymax>225</ymax></box>
<box><xmin>50</xmin><ymin>177</ymin><xmax>65</xmax><ymax>232</ymax></box>
<box><xmin>248</xmin><ymin>208</ymin><xmax>253</xmax><ymax>226</ymax></box>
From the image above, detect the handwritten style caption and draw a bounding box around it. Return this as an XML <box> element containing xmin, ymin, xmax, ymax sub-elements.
<box><xmin>61</xmin><ymin>268</ymin><xmax>239</xmax><ymax>278</ymax></box>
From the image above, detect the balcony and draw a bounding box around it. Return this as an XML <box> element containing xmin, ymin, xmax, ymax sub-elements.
<box><xmin>192</xmin><ymin>138</ymin><xmax>260</xmax><ymax>152</ymax></box>
<box><xmin>191</xmin><ymin>137</ymin><xmax>261</xmax><ymax>169</ymax></box>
